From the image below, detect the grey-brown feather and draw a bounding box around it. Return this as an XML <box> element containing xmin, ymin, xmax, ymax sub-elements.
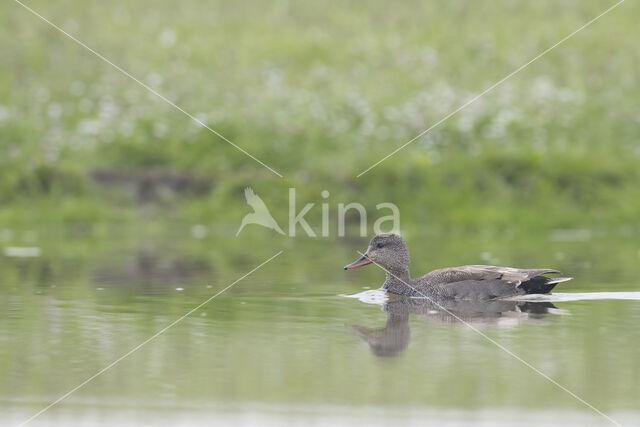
<box><xmin>418</xmin><ymin>265</ymin><xmax>561</xmax><ymax>287</ymax></box>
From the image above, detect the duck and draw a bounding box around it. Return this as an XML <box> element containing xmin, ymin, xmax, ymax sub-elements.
<box><xmin>344</xmin><ymin>233</ymin><xmax>572</xmax><ymax>300</ymax></box>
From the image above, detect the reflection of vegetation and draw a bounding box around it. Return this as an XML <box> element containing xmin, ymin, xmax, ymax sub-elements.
<box><xmin>1</xmin><ymin>1</ymin><xmax>639</xmax><ymax>229</ymax></box>
<box><xmin>1</xmin><ymin>228</ymin><xmax>639</xmax><ymax>294</ymax></box>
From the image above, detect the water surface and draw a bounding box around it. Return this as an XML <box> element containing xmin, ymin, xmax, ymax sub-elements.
<box><xmin>1</xmin><ymin>228</ymin><xmax>639</xmax><ymax>426</ymax></box>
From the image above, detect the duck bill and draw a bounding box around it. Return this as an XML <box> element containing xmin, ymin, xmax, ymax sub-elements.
<box><xmin>344</xmin><ymin>255</ymin><xmax>373</xmax><ymax>270</ymax></box>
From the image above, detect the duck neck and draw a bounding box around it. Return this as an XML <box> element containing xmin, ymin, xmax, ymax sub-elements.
<box><xmin>382</xmin><ymin>266</ymin><xmax>412</xmax><ymax>295</ymax></box>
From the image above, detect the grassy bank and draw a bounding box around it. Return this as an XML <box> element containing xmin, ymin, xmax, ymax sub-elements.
<box><xmin>1</xmin><ymin>0</ymin><xmax>638</xmax><ymax>230</ymax></box>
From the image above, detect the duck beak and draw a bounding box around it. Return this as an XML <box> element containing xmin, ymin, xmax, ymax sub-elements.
<box><xmin>344</xmin><ymin>254</ymin><xmax>373</xmax><ymax>270</ymax></box>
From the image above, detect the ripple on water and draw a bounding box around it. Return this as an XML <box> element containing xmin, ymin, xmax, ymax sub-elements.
<box><xmin>340</xmin><ymin>289</ymin><xmax>388</xmax><ymax>305</ymax></box>
<box><xmin>341</xmin><ymin>290</ymin><xmax>640</xmax><ymax>305</ymax></box>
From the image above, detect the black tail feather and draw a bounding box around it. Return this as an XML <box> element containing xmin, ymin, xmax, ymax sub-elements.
<box><xmin>520</xmin><ymin>276</ymin><xmax>571</xmax><ymax>294</ymax></box>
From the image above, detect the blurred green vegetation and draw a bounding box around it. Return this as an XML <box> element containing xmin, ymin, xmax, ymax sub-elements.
<box><xmin>1</xmin><ymin>0</ymin><xmax>639</xmax><ymax>232</ymax></box>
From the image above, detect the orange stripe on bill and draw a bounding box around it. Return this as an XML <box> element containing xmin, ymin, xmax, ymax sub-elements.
<box><xmin>344</xmin><ymin>255</ymin><xmax>373</xmax><ymax>270</ymax></box>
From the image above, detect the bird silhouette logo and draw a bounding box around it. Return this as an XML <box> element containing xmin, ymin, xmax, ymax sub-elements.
<box><xmin>236</xmin><ymin>187</ymin><xmax>285</xmax><ymax>236</ymax></box>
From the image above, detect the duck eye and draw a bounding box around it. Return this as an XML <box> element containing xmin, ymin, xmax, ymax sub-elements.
<box><xmin>376</xmin><ymin>243</ymin><xmax>384</xmax><ymax>249</ymax></box>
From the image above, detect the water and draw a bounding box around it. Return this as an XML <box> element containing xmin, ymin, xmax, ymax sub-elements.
<box><xmin>1</xmin><ymin>228</ymin><xmax>640</xmax><ymax>426</ymax></box>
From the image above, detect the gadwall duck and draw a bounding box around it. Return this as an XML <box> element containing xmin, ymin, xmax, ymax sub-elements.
<box><xmin>344</xmin><ymin>233</ymin><xmax>571</xmax><ymax>300</ymax></box>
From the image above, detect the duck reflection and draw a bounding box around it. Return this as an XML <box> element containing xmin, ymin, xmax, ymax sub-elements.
<box><xmin>346</xmin><ymin>298</ymin><xmax>563</xmax><ymax>358</ymax></box>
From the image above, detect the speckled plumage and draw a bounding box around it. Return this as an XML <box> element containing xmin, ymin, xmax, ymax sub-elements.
<box><xmin>345</xmin><ymin>233</ymin><xmax>571</xmax><ymax>300</ymax></box>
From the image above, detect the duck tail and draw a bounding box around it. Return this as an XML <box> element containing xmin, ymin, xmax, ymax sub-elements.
<box><xmin>520</xmin><ymin>276</ymin><xmax>572</xmax><ymax>294</ymax></box>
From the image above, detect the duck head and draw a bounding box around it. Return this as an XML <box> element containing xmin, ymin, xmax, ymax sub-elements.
<box><xmin>344</xmin><ymin>233</ymin><xmax>411</xmax><ymax>272</ymax></box>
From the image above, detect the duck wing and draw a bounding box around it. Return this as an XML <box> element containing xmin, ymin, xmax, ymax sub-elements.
<box><xmin>421</xmin><ymin>265</ymin><xmax>560</xmax><ymax>287</ymax></box>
